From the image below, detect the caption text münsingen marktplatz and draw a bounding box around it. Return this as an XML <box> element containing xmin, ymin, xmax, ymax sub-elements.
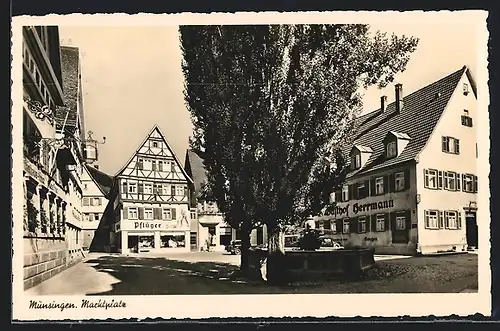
<box><xmin>29</xmin><ymin>299</ymin><xmax>126</xmax><ymax>311</ymax></box>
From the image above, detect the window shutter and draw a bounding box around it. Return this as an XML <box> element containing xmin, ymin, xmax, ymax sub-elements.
<box><xmin>171</xmin><ymin>185</ymin><xmax>175</xmax><ymax>196</ymax></box>
<box><xmin>405</xmin><ymin>209</ymin><xmax>412</xmax><ymax>230</ymax></box>
<box><xmin>438</xmin><ymin>211</ymin><xmax>444</xmax><ymax>229</ymax></box>
<box><xmin>457</xmin><ymin>211</ymin><xmax>462</xmax><ymax>229</ymax></box>
<box><xmin>424</xmin><ymin>169</ymin><xmax>429</xmax><ymax>188</ymax></box>
<box><xmin>335</xmin><ymin>190</ymin><xmax>341</xmax><ymax>202</ymax></box>
<box><xmin>384</xmin><ymin>213</ymin><xmax>389</xmax><ymax>231</ymax></box>
<box><xmin>455</xmin><ymin>173</ymin><xmax>461</xmax><ymax>191</ymax></box>
<box><xmin>158</xmin><ymin>161</ymin><xmax>163</xmax><ymax>172</ymax></box>
<box><xmin>424</xmin><ymin>210</ymin><xmax>429</xmax><ymax>228</ymax></box>
<box><xmin>363</xmin><ymin>180</ymin><xmax>369</xmax><ymax>197</ymax></box>
<box><xmin>462</xmin><ymin>175</ymin><xmax>466</xmax><ymax>192</ymax></box>
<box><xmin>371</xmin><ymin>214</ymin><xmax>377</xmax><ymax>232</ymax></box>
<box><xmin>122</xmin><ymin>182</ymin><xmax>128</xmax><ymax>194</ymax></box>
<box><xmin>171</xmin><ymin>208</ymin><xmax>177</xmax><ymax>220</ymax></box>
<box><xmin>390</xmin><ymin>212</ymin><xmax>396</xmax><ymax>232</ymax></box>
<box><xmin>138</xmin><ymin>183</ymin><xmax>144</xmax><ymax>194</ymax></box>
<box><xmin>156</xmin><ymin>208</ymin><xmax>163</xmax><ymax>220</ymax></box>
<box><xmin>353</xmin><ymin>184</ymin><xmax>359</xmax><ymax>200</ymax></box>
<box><xmin>370</xmin><ymin>178</ymin><xmax>376</xmax><ymax>196</ymax></box>
<box><xmin>336</xmin><ymin>219</ymin><xmax>342</xmax><ymax>233</ymax></box>
<box><xmin>123</xmin><ymin>207</ymin><xmax>128</xmax><ymax>219</ymax></box>
<box><xmin>138</xmin><ymin>207</ymin><xmax>144</xmax><ymax>220</ymax></box>
<box><xmin>404</xmin><ymin>169</ymin><xmax>410</xmax><ymax>190</ymax></box>
<box><xmin>454</xmin><ymin>139</ymin><xmax>460</xmax><ymax>154</ymax></box>
<box><xmin>444</xmin><ymin>211</ymin><xmax>449</xmax><ymax>229</ymax></box>
<box><xmin>350</xmin><ymin>217</ymin><xmax>357</xmax><ymax>234</ymax></box>
<box><xmin>383</xmin><ymin>176</ymin><xmax>389</xmax><ymax>194</ymax></box>
<box><xmin>388</xmin><ymin>173</ymin><xmax>395</xmax><ymax>192</ymax></box>
<box><xmin>442</xmin><ymin>137</ymin><xmax>448</xmax><ymax>152</ymax></box>
<box><xmin>438</xmin><ymin>171</ymin><xmax>443</xmax><ymax>189</ymax></box>
<box><xmin>473</xmin><ymin>176</ymin><xmax>478</xmax><ymax>193</ymax></box>
<box><xmin>184</xmin><ymin>186</ymin><xmax>188</xmax><ymax>197</ymax></box>
<box><xmin>348</xmin><ymin>185</ymin><xmax>353</xmax><ymax>200</ymax></box>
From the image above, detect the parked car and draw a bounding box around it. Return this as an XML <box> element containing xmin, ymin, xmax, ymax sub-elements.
<box><xmin>226</xmin><ymin>239</ymin><xmax>242</xmax><ymax>255</ymax></box>
<box><xmin>318</xmin><ymin>236</ymin><xmax>344</xmax><ymax>250</ymax></box>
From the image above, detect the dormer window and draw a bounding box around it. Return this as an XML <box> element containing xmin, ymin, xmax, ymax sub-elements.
<box><xmin>463</xmin><ymin>82</ymin><xmax>470</xmax><ymax>96</ymax></box>
<box><xmin>386</xmin><ymin>141</ymin><xmax>397</xmax><ymax>159</ymax></box>
<box><xmin>351</xmin><ymin>153</ymin><xmax>361</xmax><ymax>170</ymax></box>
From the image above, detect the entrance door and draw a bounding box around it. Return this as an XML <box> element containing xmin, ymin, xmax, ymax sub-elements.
<box><xmin>128</xmin><ymin>235</ymin><xmax>139</xmax><ymax>253</ymax></box>
<box><xmin>391</xmin><ymin>212</ymin><xmax>411</xmax><ymax>244</ymax></box>
<box><xmin>466</xmin><ymin>212</ymin><xmax>478</xmax><ymax>249</ymax></box>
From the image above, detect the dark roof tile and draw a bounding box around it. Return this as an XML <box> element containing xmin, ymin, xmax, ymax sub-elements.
<box><xmin>85</xmin><ymin>164</ymin><xmax>114</xmax><ymax>198</ymax></box>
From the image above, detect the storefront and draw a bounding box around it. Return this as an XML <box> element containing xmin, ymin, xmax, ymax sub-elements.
<box><xmin>116</xmin><ymin>220</ymin><xmax>190</xmax><ymax>254</ymax></box>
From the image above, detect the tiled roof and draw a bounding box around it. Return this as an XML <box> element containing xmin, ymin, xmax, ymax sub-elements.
<box><xmin>185</xmin><ymin>150</ymin><xmax>208</xmax><ymax>195</ymax></box>
<box><xmin>353</xmin><ymin>145</ymin><xmax>373</xmax><ymax>153</ymax></box>
<box><xmin>344</xmin><ymin>66</ymin><xmax>473</xmax><ymax>178</ymax></box>
<box><xmin>85</xmin><ymin>164</ymin><xmax>114</xmax><ymax>198</ymax></box>
<box><xmin>56</xmin><ymin>46</ymin><xmax>80</xmax><ymax>132</ymax></box>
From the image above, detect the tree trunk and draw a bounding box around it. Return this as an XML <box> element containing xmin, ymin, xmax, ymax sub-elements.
<box><xmin>266</xmin><ymin>224</ymin><xmax>286</xmax><ymax>285</ymax></box>
<box><xmin>240</xmin><ymin>221</ymin><xmax>252</xmax><ymax>273</ymax></box>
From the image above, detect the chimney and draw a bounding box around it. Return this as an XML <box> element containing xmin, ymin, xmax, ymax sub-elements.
<box><xmin>380</xmin><ymin>95</ymin><xmax>388</xmax><ymax>112</ymax></box>
<box><xmin>395</xmin><ymin>83</ymin><xmax>403</xmax><ymax>113</ymax></box>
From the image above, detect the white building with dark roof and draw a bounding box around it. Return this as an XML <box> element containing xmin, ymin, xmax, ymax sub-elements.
<box><xmin>315</xmin><ymin>65</ymin><xmax>478</xmax><ymax>255</ymax></box>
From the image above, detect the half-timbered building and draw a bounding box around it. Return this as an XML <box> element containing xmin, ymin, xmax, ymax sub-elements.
<box><xmin>112</xmin><ymin>125</ymin><xmax>194</xmax><ymax>253</ymax></box>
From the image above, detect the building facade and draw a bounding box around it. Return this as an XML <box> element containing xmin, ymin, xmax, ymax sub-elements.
<box><xmin>22</xmin><ymin>26</ymin><xmax>86</xmax><ymax>290</ymax></box>
<box><xmin>314</xmin><ymin>66</ymin><xmax>478</xmax><ymax>255</ymax></box>
<box><xmin>110</xmin><ymin>126</ymin><xmax>193</xmax><ymax>254</ymax></box>
<box><xmin>184</xmin><ymin>150</ymin><xmax>236</xmax><ymax>252</ymax></box>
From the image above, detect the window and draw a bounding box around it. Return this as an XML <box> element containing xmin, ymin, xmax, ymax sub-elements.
<box><xmin>395</xmin><ymin>172</ymin><xmax>405</xmax><ymax>191</ymax></box>
<box><xmin>329</xmin><ymin>192</ymin><xmax>335</xmax><ymax>204</ymax></box>
<box><xmin>83</xmin><ymin>184</ymin><xmax>87</xmax><ymax>191</ymax></box>
<box><xmin>351</xmin><ymin>153</ymin><xmax>361</xmax><ymax>169</ymax></box>
<box><xmin>190</xmin><ymin>210</ymin><xmax>197</xmax><ymax>221</ymax></box>
<box><xmin>376</xmin><ymin>214</ymin><xmax>385</xmax><ymax>231</ymax></box>
<box><xmin>152</xmin><ymin>160</ymin><xmax>157</xmax><ymax>171</ymax></box>
<box><xmin>396</xmin><ymin>214</ymin><xmax>406</xmax><ymax>230</ymax></box>
<box><xmin>357</xmin><ymin>182</ymin><xmax>368</xmax><ymax>199</ymax></box>
<box><xmin>463</xmin><ymin>82</ymin><xmax>470</xmax><ymax>95</ymax></box>
<box><xmin>424</xmin><ymin>169</ymin><xmax>438</xmax><ymax>189</ymax></box>
<box><xmin>154</xmin><ymin>183</ymin><xmax>163</xmax><ymax>194</ymax></box>
<box><xmin>93</xmin><ymin>197</ymin><xmax>101</xmax><ymax>206</ymax></box>
<box><xmin>128</xmin><ymin>183</ymin><xmax>137</xmax><ymax>193</ymax></box>
<box><xmin>341</xmin><ymin>185</ymin><xmax>349</xmax><ymax>202</ymax></box>
<box><xmin>158</xmin><ymin>161</ymin><xmax>163</xmax><ymax>172</ymax></box>
<box><xmin>137</xmin><ymin>158</ymin><xmax>144</xmax><ymax>170</ymax></box>
<box><xmin>94</xmin><ymin>213</ymin><xmax>100</xmax><ymax>222</ymax></box>
<box><xmin>445</xmin><ymin>211</ymin><xmax>459</xmax><ymax>229</ymax></box>
<box><xmin>424</xmin><ymin>210</ymin><xmax>439</xmax><ymax>229</ymax></box>
<box><xmin>128</xmin><ymin>208</ymin><xmax>138</xmax><ymax>220</ymax></box>
<box><xmin>171</xmin><ymin>162</ymin><xmax>176</xmax><ymax>173</ymax></box>
<box><xmin>342</xmin><ymin>219</ymin><xmax>350</xmax><ymax>234</ymax></box>
<box><xmin>88</xmin><ymin>213</ymin><xmax>94</xmax><ymax>222</ymax></box>
<box><xmin>144</xmin><ymin>208</ymin><xmax>154</xmax><ymax>220</ymax></box>
<box><xmin>152</xmin><ymin>142</ymin><xmax>158</xmax><ymax>148</ymax></box>
<box><xmin>144</xmin><ymin>183</ymin><xmax>153</xmax><ymax>194</ymax></box>
<box><xmin>375</xmin><ymin>177</ymin><xmax>384</xmax><ymax>195</ymax></box>
<box><xmin>386</xmin><ymin>141</ymin><xmax>397</xmax><ymax>158</ymax></box>
<box><xmin>442</xmin><ymin>136</ymin><xmax>460</xmax><ymax>154</ymax></box>
<box><xmin>82</xmin><ymin>197</ymin><xmax>89</xmax><ymax>206</ymax></box>
<box><xmin>443</xmin><ymin>171</ymin><xmax>457</xmax><ymax>190</ymax></box>
<box><xmin>358</xmin><ymin>216</ymin><xmax>367</xmax><ymax>233</ymax></box>
<box><xmin>176</xmin><ymin>186</ymin><xmax>184</xmax><ymax>196</ymax></box>
<box><xmin>162</xmin><ymin>209</ymin><xmax>172</xmax><ymax>220</ymax></box>
<box><xmin>462</xmin><ymin>110</ymin><xmax>473</xmax><ymax>127</ymax></box>
<box><xmin>331</xmin><ymin>221</ymin><xmax>337</xmax><ymax>233</ymax></box>
<box><xmin>462</xmin><ymin>174</ymin><xmax>477</xmax><ymax>193</ymax></box>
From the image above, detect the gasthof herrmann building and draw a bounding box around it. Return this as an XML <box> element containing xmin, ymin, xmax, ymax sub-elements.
<box><xmin>314</xmin><ymin>65</ymin><xmax>479</xmax><ymax>255</ymax></box>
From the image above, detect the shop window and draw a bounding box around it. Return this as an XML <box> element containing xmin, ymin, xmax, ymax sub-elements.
<box><xmin>424</xmin><ymin>210</ymin><xmax>439</xmax><ymax>229</ymax></box>
<box><xmin>375</xmin><ymin>177</ymin><xmax>384</xmax><ymax>195</ymax></box>
<box><xmin>128</xmin><ymin>207</ymin><xmax>138</xmax><ymax>220</ymax></box>
<box><xmin>386</xmin><ymin>141</ymin><xmax>397</xmax><ymax>159</ymax></box>
<box><xmin>442</xmin><ymin>136</ymin><xmax>460</xmax><ymax>154</ymax></box>
<box><xmin>358</xmin><ymin>216</ymin><xmax>367</xmax><ymax>233</ymax></box>
<box><xmin>445</xmin><ymin>211</ymin><xmax>459</xmax><ymax>229</ymax></box>
<box><xmin>139</xmin><ymin>236</ymin><xmax>154</xmax><ymax>250</ymax></box>
<box><xmin>424</xmin><ymin>169</ymin><xmax>438</xmax><ymax>189</ymax></box>
<box><xmin>342</xmin><ymin>218</ymin><xmax>350</xmax><ymax>234</ymax></box>
<box><xmin>161</xmin><ymin>235</ymin><xmax>186</xmax><ymax>248</ymax></box>
<box><xmin>395</xmin><ymin>172</ymin><xmax>405</xmax><ymax>191</ymax></box>
<box><xmin>376</xmin><ymin>214</ymin><xmax>385</xmax><ymax>231</ymax></box>
<box><xmin>341</xmin><ymin>185</ymin><xmax>349</xmax><ymax>202</ymax></box>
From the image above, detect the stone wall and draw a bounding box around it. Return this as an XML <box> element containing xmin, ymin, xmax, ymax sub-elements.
<box><xmin>23</xmin><ymin>236</ymin><xmax>84</xmax><ymax>290</ymax></box>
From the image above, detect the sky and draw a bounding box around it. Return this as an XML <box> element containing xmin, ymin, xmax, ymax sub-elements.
<box><xmin>59</xmin><ymin>22</ymin><xmax>478</xmax><ymax>176</ymax></box>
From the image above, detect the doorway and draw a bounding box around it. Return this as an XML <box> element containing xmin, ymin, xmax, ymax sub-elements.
<box><xmin>128</xmin><ymin>235</ymin><xmax>139</xmax><ymax>253</ymax></box>
<box><xmin>466</xmin><ymin>212</ymin><xmax>478</xmax><ymax>249</ymax></box>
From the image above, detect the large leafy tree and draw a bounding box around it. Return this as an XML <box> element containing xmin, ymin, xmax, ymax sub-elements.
<box><xmin>180</xmin><ymin>24</ymin><xmax>418</xmax><ymax>282</ymax></box>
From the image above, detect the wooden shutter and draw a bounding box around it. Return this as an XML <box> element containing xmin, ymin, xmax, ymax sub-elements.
<box><xmin>123</xmin><ymin>207</ymin><xmax>128</xmax><ymax>220</ymax></box>
<box><xmin>424</xmin><ymin>169</ymin><xmax>429</xmax><ymax>188</ymax></box>
<box><xmin>184</xmin><ymin>186</ymin><xmax>188</xmax><ymax>197</ymax></box>
<box><xmin>438</xmin><ymin>211</ymin><xmax>444</xmax><ymax>228</ymax></box>
<box><xmin>456</xmin><ymin>173</ymin><xmax>461</xmax><ymax>191</ymax></box>
<box><xmin>122</xmin><ymin>182</ymin><xmax>128</xmax><ymax>194</ymax></box>
<box><xmin>353</xmin><ymin>184</ymin><xmax>359</xmax><ymax>200</ymax></box>
<box><xmin>370</xmin><ymin>178</ymin><xmax>376</xmax><ymax>196</ymax></box>
<box><xmin>138</xmin><ymin>207</ymin><xmax>144</xmax><ymax>220</ymax></box>
<box><xmin>138</xmin><ymin>183</ymin><xmax>144</xmax><ymax>194</ymax></box>
<box><xmin>371</xmin><ymin>214</ymin><xmax>377</xmax><ymax>232</ymax></box>
<box><xmin>335</xmin><ymin>190</ymin><xmax>341</xmax><ymax>202</ymax></box>
<box><xmin>473</xmin><ymin>176</ymin><xmax>478</xmax><ymax>193</ymax></box>
<box><xmin>363</xmin><ymin>180</ymin><xmax>369</xmax><ymax>198</ymax></box>
<box><xmin>442</xmin><ymin>136</ymin><xmax>448</xmax><ymax>152</ymax></box>
<box><xmin>424</xmin><ymin>210</ymin><xmax>429</xmax><ymax>228</ymax></box>
<box><xmin>390</xmin><ymin>212</ymin><xmax>396</xmax><ymax>231</ymax></box>
<box><xmin>389</xmin><ymin>173</ymin><xmax>395</xmax><ymax>193</ymax></box>
<box><xmin>171</xmin><ymin>185</ymin><xmax>176</xmax><ymax>196</ymax></box>
<box><xmin>457</xmin><ymin>211</ymin><xmax>462</xmax><ymax>229</ymax></box>
<box><xmin>348</xmin><ymin>185</ymin><xmax>353</xmax><ymax>200</ymax></box>
<box><xmin>404</xmin><ymin>169</ymin><xmax>410</xmax><ymax>190</ymax></box>
<box><xmin>382</xmin><ymin>175</ymin><xmax>389</xmax><ymax>194</ymax></box>
<box><xmin>384</xmin><ymin>213</ymin><xmax>389</xmax><ymax>231</ymax></box>
<box><xmin>454</xmin><ymin>139</ymin><xmax>460</xmax><ymax>154</ymax></box>
<box><xmin>438</xmin><ymin>171</ymin><xmax>443</xmax><ymax>189</ymax></box>
<box><xmin>158</xmin><ymin>161</ymin><xmax>163</xmax><ymax>172</ymax></box>
<box><xmin>171</xmin><ymin>208</ymin><xmax>177</xmax><ymax>220</ymax></box>
<box><xmin>350</xmin><ymin>217</ymin><xmax>357</xmax><ymax>233</ymax></box>
<box><xmin>405</xmin><ymin>210</ymin><xmax>411</xmax><ymax>230</ymax></box>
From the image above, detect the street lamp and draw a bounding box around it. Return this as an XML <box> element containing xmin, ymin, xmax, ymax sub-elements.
<box><xmin>83</xmin><ymin>130</ymin><xmax>106</xmax><ymax>164</ymax></box>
